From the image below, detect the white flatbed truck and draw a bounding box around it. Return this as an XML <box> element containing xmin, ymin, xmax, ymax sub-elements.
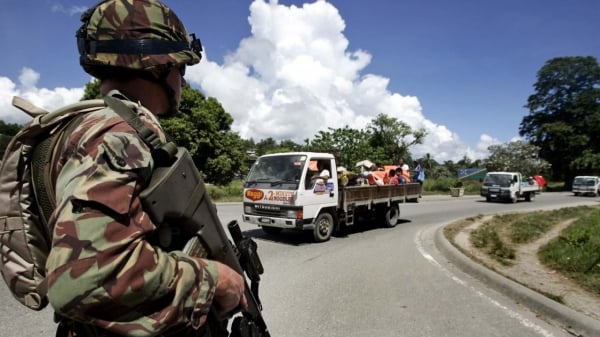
<box><xmin>242</xmin><ymin>152</ymin><xmax>421</xmax><ymax>242</ymax></box>
<box><xmin>480</xmin><ymin>171</ymin><xmax>540</xmax><ymax>203</ymax></box>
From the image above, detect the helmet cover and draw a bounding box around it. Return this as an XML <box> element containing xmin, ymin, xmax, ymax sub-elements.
<box><xmin>77</xmin><ymin>0</ymin><xmax>202</xmax><ymax>77</ymax></box>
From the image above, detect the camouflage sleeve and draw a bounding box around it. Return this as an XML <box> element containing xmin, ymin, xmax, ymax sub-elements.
<box><xmin>45</xmin><ymin>107</ymin><xmax>218</xmax><ymax>335</ymax></box>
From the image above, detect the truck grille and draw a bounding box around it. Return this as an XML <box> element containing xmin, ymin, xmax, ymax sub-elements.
<box><xmin>244</xmin><ymin>203</ymin><xmax>299</xmax><ymax>217</ymax></box>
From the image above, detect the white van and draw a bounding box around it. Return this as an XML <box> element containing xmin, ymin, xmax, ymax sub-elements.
<box><xmin>572</xmin><ymin>176</ymin><xmax>600</xmax><ymax>196</ymax></box>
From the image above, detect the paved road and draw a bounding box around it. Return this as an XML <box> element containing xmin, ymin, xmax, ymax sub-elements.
<box><xmin>1</xmin><ymin>192</ymin><xmax>598</xmax><ymax>336</ymax></box>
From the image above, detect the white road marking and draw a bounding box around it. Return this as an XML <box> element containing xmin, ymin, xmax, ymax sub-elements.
<box><xmin>415</xmin><ymin>230</ymin><xmax>556</xmax><ymax>337</ymax></box>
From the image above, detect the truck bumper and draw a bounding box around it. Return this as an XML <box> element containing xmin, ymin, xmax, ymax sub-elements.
<box><xmin>481</xmin><ymin>190</ymin><xmax>511</xmax><ymax>200</ymax></box>
<box><xmin>243</xmin><ymin>214</ymin><xmax>309</xmax><ymax>230</ymax></box>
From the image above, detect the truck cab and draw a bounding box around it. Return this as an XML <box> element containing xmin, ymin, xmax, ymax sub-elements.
<box><xmin>242</xmin><ymin>152</ymin><xmax>339</xmax><ymax>241</ymax></box>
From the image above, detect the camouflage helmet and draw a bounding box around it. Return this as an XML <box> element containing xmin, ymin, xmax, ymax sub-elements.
<box><xmin>77</xmin><ymin>0</ymin><xmax>202</xmax><ymax>78</ymax></box>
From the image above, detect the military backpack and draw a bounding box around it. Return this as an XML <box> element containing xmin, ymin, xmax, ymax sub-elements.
<box><xmin>0</xmin><ymin>97</ymin><xmax>106</xmax><ymax>310</ymax></box>
<box><xmin>0</xmin><ymin>94</ymin><xmax>164</xmax><ymax>311</ymax></box>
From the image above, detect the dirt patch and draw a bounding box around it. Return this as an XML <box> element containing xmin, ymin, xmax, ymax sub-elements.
<box><xmin>450</xmin><ymin>215</ymin><xmax>600</xmax><ymax>321</ymax></box>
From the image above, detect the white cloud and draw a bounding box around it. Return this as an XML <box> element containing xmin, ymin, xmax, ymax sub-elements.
<box><xmin>0</xmin><ymin>68</ymin><xmax>83</xmax><ymax>124</ymax></box>
<box><xmin>0</xmin><ymin>1</ymin><xmax>501</xmax><ymax>162</ymax></box>
<box><xmin>188</xmin><ymin>0</ymin><xmax>490</xmax><ymax>162</ymax></box>
<box><xmin>51</xmin><ymin>4</ymin><xmax>87</xmax><ymax>16</ymax></box>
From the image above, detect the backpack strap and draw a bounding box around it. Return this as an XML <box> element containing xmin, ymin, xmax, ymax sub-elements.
<box><xmin>12</xmin><ymin>96</ymin><xmax>49</xmax><ymax>117</ymax></box>
<box><xmin>26</xmin><ymin>93</ymin><xmax>178</xmax><ymax>227</ymax></box>
<box><xmin>31</xmin><ymin>113</ymin><xmax>86</xmax><ymax>228</ymax></box>
<box><xmin>103</xmin><ymin>95</ymin><xmax>177</xmax><ymax>166</ymax></box>
<box><xmin>103</xmin><ymin>95</ymin><xmax>164</xmax><ymax>150</ymax></box>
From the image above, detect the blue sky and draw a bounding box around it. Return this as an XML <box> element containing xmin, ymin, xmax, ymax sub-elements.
<box><xmin>1</xmin><ymin>0</ymin><xmax>599</xmax><ymax>162</ymax></box>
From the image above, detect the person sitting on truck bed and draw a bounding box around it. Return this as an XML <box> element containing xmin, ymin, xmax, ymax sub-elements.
<box><xmin>389</xmin><ymin>169</ymin><xmax>398</xmax><ymax>184</ymax></box>
<box><xmin>337</xmin><ymin>167</ymin><xmax>358</xmax><ymax>186</ymax></box>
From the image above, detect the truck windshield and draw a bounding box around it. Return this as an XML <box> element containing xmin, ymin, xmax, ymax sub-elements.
<box><xmin>483</xmin><ymin>174</ymin><xmax>512</xmax><ymax>187</ymax></box>
<box><xmin>574</xmin><ymin>177</ymin><xmax>596</xmax><ymax>186</ymax></box>
<box><xmin>245</xmin><ymin>154</ymin><xmax>307</xmax><ymax>188</ymax></box>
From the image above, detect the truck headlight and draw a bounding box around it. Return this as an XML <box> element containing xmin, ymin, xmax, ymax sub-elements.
<box><xmin>286</xmin><ymin>209</ymin><xmax>303</xmax><ymax>219</ymax></box>
<box><xmin>244</xmin><ymin>205</ymin><xmax>253</xmax><ymax>214</ymax></box>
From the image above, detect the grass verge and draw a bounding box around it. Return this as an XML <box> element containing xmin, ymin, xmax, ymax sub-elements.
<box><xmin>445</xmin><ymin>205</ymin><xmax>600</xmax><ymax>295</ymax></box>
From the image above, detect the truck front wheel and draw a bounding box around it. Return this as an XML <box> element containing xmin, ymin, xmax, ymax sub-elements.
<box><xmin>383</xmin><ymin>204</ymin><xmax>400</xmax><ymax>228</ymax></box>
<box><xmin>313</xmin><ymin>213</ymin><xmax>334</xmax><ymax>242</ymax></box>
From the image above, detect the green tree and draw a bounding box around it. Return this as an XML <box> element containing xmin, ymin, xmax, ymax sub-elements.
<box><xmin>484</xmin><ymin>140</ymin><xmax>550</xmax><ymax>176</ymax></box>
<box><xmin>367</xmin><ymin>113</ymin><xmax>426</xmax><ymax>164</ymax></box>
<box><xmin>250</xmin><ymin>138</ymin><xmax>303</xmax><ymax>155</ymax></box>
<box><xmin>159</xmin><ymin>86</ymin><xmax>246</xmax><ymax>185</ymax></box>
<box><xmin>520</xmin><ymin>56</ymin><xmax>600</xmax><ymax>182</ymax></box>
<box><xmin>255</xmin><ymin>138</ymin><xmax>278</xmax><ymax>156</ymax></box>
<box><xmin>78</xmin><ymin>80</ymin><xmax>246</xmax><ymax>185</ymax></box>
<box><xmin>277</xmin><ymin>139</ymin><xmax>303</xmax><ymax>153</ymax></box>
<box><xmin>307</xmin><ymin>126</ymin><xmax>373</xmax><ymax>169</ymax></box>
<box><xmin>82</xmin><ymin>79</ymin><xmax>101</xmax><ymax>100</ymax></box>
<box><xmin>0</xmin><ymin>120</ymin><xmax>22</xmax><ymax>158</ymax></box>
<box><xmin>427</xmin><ymin>164</ymin><xmax>451</xmax><ymax>180</ymax></box>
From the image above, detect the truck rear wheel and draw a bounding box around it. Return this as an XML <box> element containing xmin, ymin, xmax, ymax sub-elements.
<box><xmin>313</xmin><ymin>213</ymin><xmax>334</xmax><ymax>242</ymax></box>
<box><xmin>383</xmin><ymin>204</ymin><xmax>400</xmax><ymax>228</ymax></box>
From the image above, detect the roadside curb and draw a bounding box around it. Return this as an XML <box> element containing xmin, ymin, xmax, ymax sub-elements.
<box><xmin>434</xmin><ymin>226</ymin><xmax>600</xmax><ymax>337</ymax></box>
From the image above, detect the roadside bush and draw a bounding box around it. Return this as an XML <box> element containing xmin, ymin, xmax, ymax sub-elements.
<box><xmin>207</xmin><ymin>184</ymin><xmax>224</xmax><ymax>201</ymax></box>
<box><xmin>461</xmin><ymin>180</ymin><xmax>481</xmax><ymax>194</ymax></box>
<box><xmin>208</xmin><ymin>180</ymin><xmax>244</xmax><ymax>202</ymax></box>
<box><xmin>425</xmin><ymin>176</ymin><xmax>455</xmax><ymax>193</ymax></box>
<box><xmin>544</xmin><ymin>181</ymin><xmax>565</xmax><ymax>192</ymax></box>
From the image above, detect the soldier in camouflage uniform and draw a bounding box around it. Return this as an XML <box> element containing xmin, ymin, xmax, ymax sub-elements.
<box><xmin>46</xmin><ymin>1</ymin><xmax>247</xmax><ymax>336</ymax></box>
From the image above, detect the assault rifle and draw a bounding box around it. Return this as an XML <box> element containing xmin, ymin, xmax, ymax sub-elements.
<box><xmin>140</xmin><ymin>147</ymin><xmax>270</xmax><ymax>337</ymax></box>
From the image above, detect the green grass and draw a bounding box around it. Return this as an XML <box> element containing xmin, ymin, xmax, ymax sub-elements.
<box><xmin>470</xmin><ymin>220</ymin><xmax>516</xmax><ymax>265</ymax></box>
<box><xmin>539</xmin><ymin>208</ymin><xmax>600</xmax><ymax>294</ymax></box>
<box><xmin>509</xmin><ymin>207</ymin><xmax>595</xmax><ymax>243</ymax></box>
<box><xmin>459</xmin><ymin>206</ymin><xmax>600</xmax><ymax>293</ymax></box>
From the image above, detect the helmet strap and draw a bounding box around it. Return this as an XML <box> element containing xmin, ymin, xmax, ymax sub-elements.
<box><xmin>157</xmin><ymin>69</ymin><xmax>179</xmax><ymax>117</ymax></box>
<box><xmin>109</xmin><ymin>67</ymin><xmax>179</xmax><ymax>116</ymax></box>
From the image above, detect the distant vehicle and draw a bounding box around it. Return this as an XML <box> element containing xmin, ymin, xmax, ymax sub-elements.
<box><xmin>241</xmin><ymin>152</ymin><xmax>421</xmax><ymax>242</ymax></box>
<box><xmin>572</xmin><ymin>176</ymin><xmax>600</xmax><ymax>197</ymax></box>
<box><xmin>480</xmin><ymin>171</ymin><xmax>540</xmax><ymax>203</ymax></box>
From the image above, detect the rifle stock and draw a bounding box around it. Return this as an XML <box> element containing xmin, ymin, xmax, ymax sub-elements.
<box><xmin>140</xmin><ymin>147</ymin><xmax>270</xmax><ymax>337</ymax></box>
